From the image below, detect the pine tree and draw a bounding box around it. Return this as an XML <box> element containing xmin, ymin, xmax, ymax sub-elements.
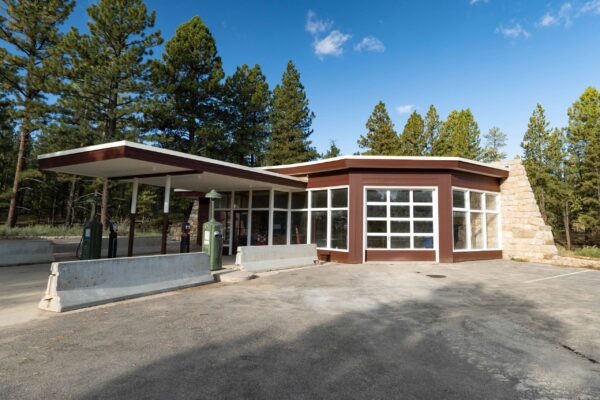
<box><xmin>521</xmin><ymin>104</ymin><xmax>552</xmax><ymax>222</ymax></box>
<box><xmin>0</xmin><ymin>95</ymin><xmax>15</xmax><ymax>205</ymax></box>
<box><xmin>322</xmin><ymin>140</ymin><xmax>341</xmax><ymax>159</ymax></box>
<box><xmin>149</xmin><ymin>16</ymin><xmax>224</xmax><ymax>157</ymax></box>
<box><xmin>0</xmin><ymin>0</ymin><xmax>75</xmax><ymax>227</ymax></box>
<box><xmin>546</xmin><ymin>128</ymin><xmax>573</xmax><ymax>248</ymax></box>
<box><xmin>434</xmin><ymin>109</ymin><xmax>482</xmax><ymax>160</ymax></box>
<box><xmin>566</xmin><ymin>87</ymin><xmax>600</xmax><ymax>241</ymax></box>
<box><xmin>267</xmin><ymin>61</ymin><xmax>318</xmax><ymax>165</ymax></box>
<box><xmin>223</xmin><ymin>64</ymin><xmax>271</xmax><ymax>166</ymax></box>
<box><xmin>399</xmin><ymin>111</ymin><xmax>426</xmax><ymax>156</ymax></box>
<box><xmin>56</xmin><ymin>0</ymin><xmax>162</xmax><ymax>227</ymax></box>
<box><xmin>482</xmin><ymin>127</ymin><xmax>507</xmax><ymax>162</ymax></box>
<box><xmin>424</xmin><ymin>105</ymin><xmax>441</xmax><ymax>155</ymax></box>
<box><xmin>357</xmin><ymin>101</ymin><xmax>400</xmax><ymax>155</ymax></box>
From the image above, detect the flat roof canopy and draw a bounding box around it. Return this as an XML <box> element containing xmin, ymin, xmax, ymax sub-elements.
<box><xmin>38</xmin><ymin>141</ymin><xmax>307</xmax><ymax>192</ymax></box>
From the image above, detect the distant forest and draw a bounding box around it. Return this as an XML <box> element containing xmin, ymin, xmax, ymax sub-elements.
<box><xmin>0</xmin><ymin>1</ymin><xmax>597</xmax><ymax>247</ymax></box>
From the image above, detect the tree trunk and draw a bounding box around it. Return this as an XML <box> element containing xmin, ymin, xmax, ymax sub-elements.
<box><xmin>100</xmin><ymin>178</ymin><xmax>109</xmax><ymax>229</ymax></box>
<box><xmin>563</xmin><ymin>201</ymin><xmax>571</xmax><ymax>251</ymax></box>
<box><xmin>65</xmin><ymin>176</ymin><xmax>77</xmax><ymax>227</ymax></box>
<box><xmin>5</xmin><ymin>124</ymin><xmax>28</xmax><ymax>228</ymax></box>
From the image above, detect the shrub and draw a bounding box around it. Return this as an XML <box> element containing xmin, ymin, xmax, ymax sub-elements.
<box><xmin>575</xmin><ymin>246</ymin><xmax>600</xmax><ymax>259</ymax></box>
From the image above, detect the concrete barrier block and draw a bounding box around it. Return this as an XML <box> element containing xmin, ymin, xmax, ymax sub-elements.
<box><xmin>236</xmin><ymin>244</ymin><xmax>317</xmax><ymax>272</ymax></box>
<box><xmin>39</xmin><ymin>252</ymin><xmax>213</xmax><ymax>312</ymax></box>
<box><xmin>0</xmin><ymin>240</ymin><xmax>55</xmax><ymax>266</ymax></box>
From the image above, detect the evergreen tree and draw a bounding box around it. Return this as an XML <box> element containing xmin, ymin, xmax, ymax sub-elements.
<box><xmin>546</xmin><ymin>128</ymin><xmax>573</xmax><ymax>248</ymax></box>
<box><xmin>267</xmin><ymin>61</ymin><xmax>318</xmax><ymax>165</ymax></box>
<box><xmin>433</xmin><ymin>109</ymin><xmax>482</xmax><ymax>160</ymax></box>
<box><xmin>521</xmin><ymin>104</ymin><xmax>552</xmax><ymax>222</ymax></box>
<box><xmin>149</xmin><ymin>16</ymin><xmax>224</xmax><ymax>157</ymax></box>
<box><xmin>399</xmin><ymin>111</ymin><xmax>426</xmax><ymax>156</ymax></box>
<box><xmin>322</xmin><ymin>140</ymin><xmax>341</xmax><ymax>159</ymax></box>
<box><xmin>482</xmin><ymin>127</ymin><xmax>507</xmax><ymax>162</ymax></box>
<box><xmin>357</xmin><ymin>101</ymin><xmax>400</xmax><ymax>155</ymax></box>
<box><xmin>223</xmin><ymin>64</ymin><xmax>270</xmax><ymax>166</ymax></box>
<box><xmin>424</xmin><ymin>105</ymin><xmax>441</xmax><ymax>155</ymax></box>
<box><xmin>566</xmin><ymin>87</ymin><xmax>600</xmax><ymax>240</ymax></box>
<box><xmin>0</xmin><ymin>0</ymin><xmax>75</xmax><ymax>227</ymax></box>
<box><xmin>56</xmin><ymin>0</ymin><xmax>162</xmax><ymax>227</ymax></box>
<box><xmin>0</xmin><ymin>95</ymin><xmax>15</xmax><ymax>206</ymax></box>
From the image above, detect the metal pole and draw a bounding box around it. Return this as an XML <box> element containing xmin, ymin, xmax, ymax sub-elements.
<box><xmin>128</xmin><ymin>178</ymin><xmax>139</xmax><ymax>257</ymax></box>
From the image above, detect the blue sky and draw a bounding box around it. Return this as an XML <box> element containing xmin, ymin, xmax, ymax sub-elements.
<box><xmin>69</xmin><ymin>0</ymin><xmax>600</xmax><ymax>158</ymax></box>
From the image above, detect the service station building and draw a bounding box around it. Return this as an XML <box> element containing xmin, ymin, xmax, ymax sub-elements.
<box><xmin>38</xmin><ymin>141</ymin><xmax>557</xmax><ymax>264</ymax></box>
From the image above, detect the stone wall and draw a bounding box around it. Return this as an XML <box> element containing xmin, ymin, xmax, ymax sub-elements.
<box><xmin>494</xmin><ymin>158</ymin><xmax>558</xmax><ymax>261</ymax></box>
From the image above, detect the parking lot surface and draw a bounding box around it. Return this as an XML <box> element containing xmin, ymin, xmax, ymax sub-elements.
<box><xmin>1</xmin><ymin>260</ymin><xmax>599</xmax><ymax>399</ymax></box>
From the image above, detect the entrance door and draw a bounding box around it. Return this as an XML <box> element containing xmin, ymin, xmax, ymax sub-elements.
<box><xmin>232</xmin><ymin>210</ymin><xmax>248</xmax><ymax>253</ymax></box>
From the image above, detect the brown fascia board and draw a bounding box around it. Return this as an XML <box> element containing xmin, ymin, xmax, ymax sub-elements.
<box><xmin>38</xmin><ymin>145</ymin><xmax>307</xmax><ymax>189</ymax></box>
<box><xmin>265</xmin><ymin>158</ymin><xmax>509</xmax><ymax>178</ymax></box>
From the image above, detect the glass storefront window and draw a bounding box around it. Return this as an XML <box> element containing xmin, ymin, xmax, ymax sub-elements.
<box><xmin>367</xmin><ymin>189</ymin><xmax>386</xmax><ymax>202</ymax></box>
<box><xmin>250</xmin><ymin>210</ymin><xmax>269</xmax><ymax>245</ymax></box>
<box><xmin>311</xmin><ymin>190</ymin><xmax>327</xmax><ymax>208</ymax></box>
<box><xmin>291</xmin><ymin>192</ymin><xmax>308</xmax><ymax>209</ymax></box>
<box><xmin>452</xmin><ymin>189</ymin><xmax>500</xmax><ymax>251</ymax></box>
<box><xmin>272</xmin><ymin>211</ymin><xmax>288</xmax><ymax>245</ymax></box>
<box><xmin>252</xmin><ymin>190</ymin><xmax>270</xmax><ymax>209</ymax></box>
<box><xmin>215</xmin><ymin>192</ymin><xmax>231</xmax><ymax>209</ymax></box>
<box><xmin>291</xmin><ymin>211</ymin><xmax>307</xmax><ymax>244</ymax></box>
<box><xmin>274</xmin><ymin>191</ymin><xmax>289</xmax><ymax>209</ymax></box>
<box><xmin>331</xmin><ymin>188</ymin><xmax>348</xmax><ymax>208</ymax></box>
<box><xmin>310</xmin><ymin>211</ymin><xmax>327</xmax><ymax>248</ymax></box>
<box><xmin>330</xmin><ymin>210</ymin><xmax>348</xmax><ymax>250</ymax></box>
<box><xmin>234</xmin><ymin>191</ymin><xmax>249</xmax><ymax>209</ymax></box>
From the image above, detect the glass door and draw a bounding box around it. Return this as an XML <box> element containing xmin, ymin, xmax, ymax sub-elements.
<box><xmin>232</xmin><ymin>210</ymin><xmax>248</xmax><ymax>253</ymax></box>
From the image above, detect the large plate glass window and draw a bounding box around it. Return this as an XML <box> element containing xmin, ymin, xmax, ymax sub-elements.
<box><xmin>365</xmin><ymin>188</ymin><xmax>435</xmax><ymax>250</ymax></box>
<box><xmin>309</xmin><ymin>187</ymin><xmax>349</xmax><ymax>250</ymax></box>
<box><xmin>452</xmin><ymin>189</ymin><xmax>500</xmax><ymax>251</ymax></box>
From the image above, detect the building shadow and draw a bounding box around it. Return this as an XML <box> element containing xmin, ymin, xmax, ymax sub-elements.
<box><xmin>74</xmin><ymin>282</ymin><xmax>600</xmax><ymax>400</ymax></box>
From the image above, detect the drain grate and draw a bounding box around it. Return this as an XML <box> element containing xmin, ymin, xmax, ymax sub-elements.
<box><xmin>426</xmin><ymin>274</ymin><xmax>446</xmax><ymax>279</ymax></box>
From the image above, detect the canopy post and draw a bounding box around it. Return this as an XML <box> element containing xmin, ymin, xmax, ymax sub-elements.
<box><xmin>161</xmin><ymin>175</ymin><xmax>171</xmax><ymax>254</ymax></box>
<box><xmin>128</xmin><ymin>178</ymin><xmax>139</xmax><ymax>257</ymax></box>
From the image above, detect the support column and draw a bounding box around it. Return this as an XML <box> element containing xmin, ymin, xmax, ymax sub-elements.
<box><xmin>161</xmin><ymin>175</ymin><xmax>171</xmax><ymax>255</ymax></box>
<box><xmin>128</xmin><ymin>178</ymin><xmax>139</xmax><ymax>257</ymax></box>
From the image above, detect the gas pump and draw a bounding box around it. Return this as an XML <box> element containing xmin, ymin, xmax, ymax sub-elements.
<box><xmin>202</xmin><ymin>190</ymin><xmax>223</xmax><ymax>271</ymax></box>
<box><xmin>107</xmin><ymin>222</ymin><xmax>118</xmax><ymax>258</ymax></box>
<box><xmin>180</xmin><ymin>221</ymin><xmax>191</xmax><ymax>253</ymax></box>
<box><xmin>79</xmin><ymin>218</ymin><xmax>103</xmax><ymax>260</ymax></box>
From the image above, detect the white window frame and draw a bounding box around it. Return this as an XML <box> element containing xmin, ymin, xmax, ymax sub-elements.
<box><xmin>363</xmin><ymin>186</ymin><xmax>439</xmax><ymax>262</ymax></box>
<box><xmin>451</xmin><ymin>187</ymin><xmax>502</xmax><ymax>252</ymax></box>
<box><xmin>307</xmin><ymin>185</ymin><xmax>350</xmax><ymax>252</ymax></box>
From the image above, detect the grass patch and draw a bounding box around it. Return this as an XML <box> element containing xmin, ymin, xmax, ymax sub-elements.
<box><xmin>0</xmin><ymin>224</ymin><xmax>160</xmax><ymax>238</ymax></box>
<box><xmin>575</xmin><ymin>246</ymin><xmax>600</xmax><ymax>259</ymax></box>
<box><xmin>511</xmin><ymin>257</ymin><xmax>529</xmax><ymax>262</ymax></box>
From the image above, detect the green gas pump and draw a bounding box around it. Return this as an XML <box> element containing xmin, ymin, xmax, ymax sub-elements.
<box><xmin>202</xmin><ymin>190</ymin><xmax>223</xmax><ymax>271</ymax></box>
<box><xmin>79</xmin><ymin>218</ymin><xmax>103</xmax><ymax>260</ymax></box>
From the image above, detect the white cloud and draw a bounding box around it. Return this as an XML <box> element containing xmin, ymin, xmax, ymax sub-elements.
<box><xmin>469</xmin><ymin>0</ymin><xmax>489</xmax><ymax>4</ymax></box>
<box><xmin>495</xmin><ymin>23</ymin><xmax>531</xmax><ymax>39</ymax></box>
<box><xmin>354</xmin><ymin>36</ymin><xmax>385</xmax><ymax>52</ymax></box>
<box><xmin>580</xmin><ymin>0</ymin><xmax>600</xmax><ymax>15</ymax></box>
<box><xmin>539</xmin><ymin>13</ymin><xmax>558</xmax><ymax>27</ymax></box>
<box><xmin>305</xmin><ymin>10</ymin><xmax>332</xmax><ymax>34</ymax></box>
<box><xmin>396</xmin><ymin>105</ymin><xmax>415</xmax><ymax>114</ymax></box>
<box><xmin>314</xmin><ymin>30</ymin><xmax>352</xmax><ymax>57</ymax></box>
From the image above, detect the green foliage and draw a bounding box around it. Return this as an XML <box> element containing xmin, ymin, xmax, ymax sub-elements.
<box><xmin>267</xmin><ymin>60</ymin><xmax>318</xmax><ymax>165</ymax></box>
<box><xmin>357</xmin><ymin>101</ymin><xmax>400</xmax><ymax>155</ymax></box>
<box><xmin>399</xmin><ymin>111</ymin><xmax>426</xmax><ymax>156</ymax></box>
<box><xmin>521</xmin><ymin>104</ymin><xmax>552</xmax><ymax>221</ymax></box>
<box><xmin>433</xmin><ymin>109</ymin><xmax>482</xmax><ymax>160</ymax></box>
<box><xmin>0</xmin><ymin>0</ymin><xmax>75</xmax><ymax>227</ymax></box>
<box><xmin>575</xmin><ymin>246</ymin><xmax>600</xmax><ymax>259</ymax></box>
<box><xmin>223</xmin><ymin>64</ymin><xmax>271</xmax><ymax>166</ymax></box>
<box><xmin>322</xmin><ymin>140</ymin><xmax>341</xmax><ymax>159</ymax></box>
<box><xmin>567</xmin><ymin>87</ymin><xmax>600</xmax><ymax>235</ymax></box>
<box><xmin>481</xmin><ymin>127</ymin><xmax>507</xmax><ymax>162</ymax></box>
<box><xmin>424</xmin><ymin>105</ymin><xmax>441</xmax><ymax>155</ymax></box>
<box><xmin>149</xmin><ymin>16</ymin><xmax>224</xmax><ymax>157</ymax></box>
<box><xmin>56</xmin><ymin>0</ymin><xmax>162</xmax><ymax>143</ymax></box>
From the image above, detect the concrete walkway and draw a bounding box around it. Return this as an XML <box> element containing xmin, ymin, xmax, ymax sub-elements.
<box><xmin>1</xmin><ymin>260</ymin><xmax>599</xmax><ymax>399</ymax></box>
